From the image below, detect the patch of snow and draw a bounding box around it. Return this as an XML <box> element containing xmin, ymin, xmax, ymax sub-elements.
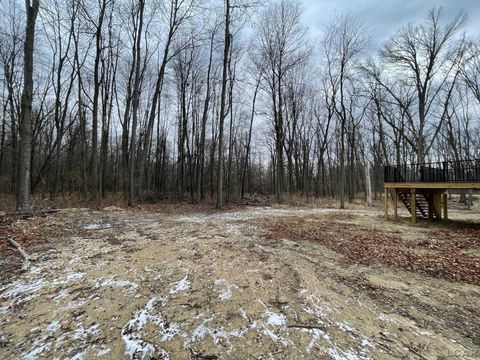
<box><xmin>190</xmin><ymin>317</ymin><xmax>248</xmax><ymax>351</ymax></box>
<box><xmin>21</xmin><ymin>318</ymin><xmax>69</xmax><ymax>359</ymax></box>
<box><xmin>418</xmin><ymin>330</ymin><xmax>432</xmax><ymax>337</ymax></box>
<box><xmin>224</xmin><ymin>223</ymin><xmax>243</xmax><ymax>236</ymax></box>
<box><xmin>250</xmin><ymin>320</ymin><xmax>292</xmax><ymax>347</ymax></box>
<box><xmin>169</xmin><ymin>275</ymin><xmax>190</xmax><ymax>294</ymax></box>
<box><xmin>70</xmin><ymin>352</ymin><xmax>86</xmax><ymax>360</ymax></box>
<box><xmin>361</xmin><ymin>338</ymin><xmax>374</xmax><ymax>348</ymax></box>
<box><xmin>53</xmin><ymin>289</ymin><xmax>70</xmax><ymax>300</ymax></box>
<box><xmin>303</xmin><ymin>328</ymin><xmax>329</xmax><ymax>353</ymax></box>
<box><xmin>2</xmin><ymin>278</ymin><xmax>46</xmax><ymax>299</ymax></box>
<box><xmin>96</xmin><ymin>278</ymin><xmax>139</xmax><ymax>290</ymax></box>
<box><xmin>265</xmin><ymin>310</ymin><xmax>286</xmax><ymax>326</ymax></box>
<box><xmin>96</xmin><ymin>348</ymin><xmax>112</xmax><ymax>356</ymax></box>
<box><xmin>47</xmin><ymin>321</ymin><xmax>61</xmax><ymax>332</ymax></box>
<box><xmin>338</xmin><ymin>321</ymin><xmax>355</xmax><ymax>334</ymax></box>
<box><xmin>66</xmin><ymin>299</ymin><xmax>87</xmax><ymax>310</ymax></box>
<box><xmin>214</xmin><ymin>279</ymin><xmax>239</xmax><ymax>301</ymax></box>
<box><xmin>121</xmin><ymin>298</ymin><xmax>174</xmax><ymax>359</ymax></box>
<box><xmin>258</xmin><ymin>300</ymin><xmax>287</xmax><ymax>326</ymax></box>
<box><xmin>22</xmin><ymin>340</ymin><xmax>51</xmax><ymax>360</ymax></box>
<box><xmin>73</xmin><ymin>324</ymin><xmax>100</xmax><ymax>340</ymax></box>
<box><xmin>30</xmin><ymin>267</ymin><xmax>42</xmax><ymax>275</ymax></box>
<box><xmin>302</xmin><ymin>294</ymin><xmax>333</xmax><ymax>319</ymax></box>
<box><xmin>83</xmin><ymin>222</ymin><xmax>113</xmax><ymax>230</ymax></box>
<box><xmin>378</xmin><ymin>313</ymin><xmax>396</xmax><ymax>323</ymax></box>
<box><xmin>123</xmin><ymin>335</ymin><xmax>168</xmax><ymax>360</ymax></box>
<box><xmin>63</xmin><ymin>272</ymin><xmax>85</xmax><ymax>282</ymax></box>
<box><xmin>327</xmin><ymin>346</ymin><xmax>367</xmax><ymax>360</ymax></box>
<box><xmin>239</xmin><ymin>308</ymin><xmax>249</xmax><ymax>321</ymax></box>
<box><xmin>34</xmin><ymin>271</ymin><xmax>85</xmax><ymax>289</ymax></box>
<box><xmin>54</xmin><ymin>334</ymin><xmax>66</xmax><ymax>350</ymax></box>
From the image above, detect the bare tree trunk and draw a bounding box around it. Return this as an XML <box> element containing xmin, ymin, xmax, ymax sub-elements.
<box><xmin>4</xmin><ymin>59</ymin><xmax>18</xmax><ymax>191</ymax></box>
<box><xmin>0</xmin><ymin>100</ymin><xmax>5</xmax><ymax>175</ymax></box>
<box><xmin>226</xmin><ymin>75</ymin><xmax>234</xmax><ymax>201</ymax></box>
<box><xmin>339</xmin><ymin>122</ymin><xmax>346</xmax><ymax>209</ymax></box>
<box><xmin>17</xmin><ymin>0</ymin><xmax>39</xmax><ymax>212</ymax></box>
<box><xmin>365</xmin><ymin>163</ymin><xmax>372</xmax><ymax>207</ymax></box>
<box><xmin>196</xmin><ymin>27</ymin><xmax>216</xmax><ymax>202</ymax></box>
<box><xmin>276</xmin><ymin>68</ymin><xmax>284</xmax><ymax>202</ymax></box>
<box><xmin>71</xmin><ymin>4</ymin><xmax>88</xmax><ymax>199</ymax></box>
<box><xmin>128</xmin><ymin>0</ymin><xmax>145</xmax><ymax>206</ymax></box>
<box><xmin>241</xmin><ymin>76</ymin><xmax>260</xmax><ymax>198</ymax></box>
<box><xmin>216</xmin><ymin>0</ymin><xmax>230</xmax><ymax>209</ymax></box>
<box><xmin>91</xmin><ymin>0</ymin><xmax>108</xmax><ymax>201</ymax></box>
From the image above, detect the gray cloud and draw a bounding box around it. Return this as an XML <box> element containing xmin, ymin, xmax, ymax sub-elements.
<box><xmin>301</xmin><ymin>0</ymin><xmax>480</xmax><ymax>44</ymax></box>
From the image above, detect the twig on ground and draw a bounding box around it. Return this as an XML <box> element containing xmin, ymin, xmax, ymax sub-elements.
<box><xmin>2</xmin><ymin>236</ymin><xmax>30</xmax><ymax>270</ymax></box>
<box><xmin>287</xmin><ymin>323</ymin><xmax>327</xmax><ymax>331</ymax></box>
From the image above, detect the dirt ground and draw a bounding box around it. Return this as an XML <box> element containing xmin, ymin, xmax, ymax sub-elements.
<box><xmin>0</xmin><ymin>205</ymin><xmax>479</xmax><ymax>359</ymax></box>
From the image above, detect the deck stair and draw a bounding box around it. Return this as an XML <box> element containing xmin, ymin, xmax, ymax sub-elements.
<box><xmin>397</xmin><ymin>191</ymin><xmax>438</xmax><ymax>219</ymax></box>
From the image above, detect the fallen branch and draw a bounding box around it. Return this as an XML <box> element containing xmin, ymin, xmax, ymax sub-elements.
<box><xmin>287</xmin><ymin>323</ymin><xmax>327</xmax><ymax>331</ymax></box>
<box><xmin>0</xmin><ymin>208</ymin><xmax>59</xmax><ymax>220</ymax></box>
<box><xmin>2</xmin><ymin>237</ymin><xmax>30</xmax><ymax>270</ymax></box>
<box><xmin>407</xmin><ymin>347</ymin><xmax>428</xmax><ymax>360</ymax></box>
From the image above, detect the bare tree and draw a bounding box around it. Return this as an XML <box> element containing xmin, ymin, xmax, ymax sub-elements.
<box><xmin>215</xmin><ymin>0</ymin><xmax>231</xmax><ymax>209</ymax></box>
<box><xmin>0</xmin><ymin>1</ymin><xmax>478</xmax><ymax>208</ymax></box>
<box><xmin>254</xmin><ymin>0</ymin><xmax>309</xmax><ymax>202</ymax></box>
<box><xmin>17</xmin><ymin>0</ymin><xmax>40</xmax><ymax>212</ymax></box>
<box><xmin>373</xmin><ymin>8</ymin><xmax>467</xmax><ymax>164</ymax></box>
<box><xmin>322</xmin><ymin>14</ymin><xmax>367</xmax><ymax>208</ymax></box>
<box><xmin>128</xmin><ymin>0</ymin><xmax>145</xmax><ymax>206</ymax></box>
<box><xmin>197</xmin><ymin>20</ymin><xmax>219</xmax><ymax>202</ymax></box>
<box><xmin>241</xmin><ymin>72</ymin><xmax>261</xmax><ymax>199</ymax></box>
<box><xmin>41</xmin><ymin>0</ymin><xmax>77</xmax><ymax>197</ymax></box>
<box><xmin>463</xmin><ymin>42</ymin><xmax>480</xmax><ymax>105</ymax></box>
<box><xmin>0</xmin><ymin>2</ymin><xmax>24</xmax><ymax>191</ymax></box>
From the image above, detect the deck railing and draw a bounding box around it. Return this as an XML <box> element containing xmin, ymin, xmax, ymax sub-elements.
<box><xmin>384</xmin><ymin>159</ymin><xmax>480</xmax><ymax>183</ymax></box>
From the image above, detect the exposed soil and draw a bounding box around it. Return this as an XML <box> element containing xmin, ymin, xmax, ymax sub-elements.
<box><xmin>0</xmin><ymin>205</ymin><xmax>479</xmax><ymax>359</ymax></box>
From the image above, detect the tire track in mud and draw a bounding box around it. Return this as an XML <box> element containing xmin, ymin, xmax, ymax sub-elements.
<box><xmin>0</xmin><ymin>207</ymin><xmax>478</xmax><ymax>359</ymax></box>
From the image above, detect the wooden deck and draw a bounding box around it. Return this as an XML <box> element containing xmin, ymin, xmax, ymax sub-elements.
<box><xmin>384</xmin><ymin>182</ymin><xmax>480</xmax><ymax>190</ymax></box>
<box><xmin>384</xmin><ymin>161</ymin><xmax>480</xmax><ymax>223</ymax></box>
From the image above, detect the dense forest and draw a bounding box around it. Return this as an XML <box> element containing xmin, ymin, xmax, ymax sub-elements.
<box><xmin>1</xmin><ymin>0</ymin><xmax>479</xmax><ymax>210</ymax></box>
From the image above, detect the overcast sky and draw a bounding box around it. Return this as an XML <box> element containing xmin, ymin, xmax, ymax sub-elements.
<box><xmin>301</xmin><ymin>0</ymin><xmax>480</xmax><ymax>45</ymax></box>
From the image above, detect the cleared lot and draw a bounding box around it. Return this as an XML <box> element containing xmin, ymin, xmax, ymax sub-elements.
<box><xmin>0</xmin><ymin>205</ymin><xmax>479</xmax><ymax>359</ymax></box>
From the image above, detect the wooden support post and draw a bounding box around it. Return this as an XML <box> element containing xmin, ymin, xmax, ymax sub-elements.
<box><xmin>443</xmin><ymin>192</ymin><xmax>448</xmax><ymax>220</ymax></box>
<box><xmin>434</xmin><ymin>191</ymin><xmax>442</xmax><ymax>220</ymax></box>
<box><xmin>384</xmin><ymin>187</ymin><xmax>388</xmax><ymax>220</ymax></box>
<box><xmin>411</xmin><ymin>189</ymin><xmax>416</xmax><ymax>224</ymax></box>
<box><xmin>394</xmin><ymin>189</ymin><xmax>398</xmax><ymax>220</ymax></box>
